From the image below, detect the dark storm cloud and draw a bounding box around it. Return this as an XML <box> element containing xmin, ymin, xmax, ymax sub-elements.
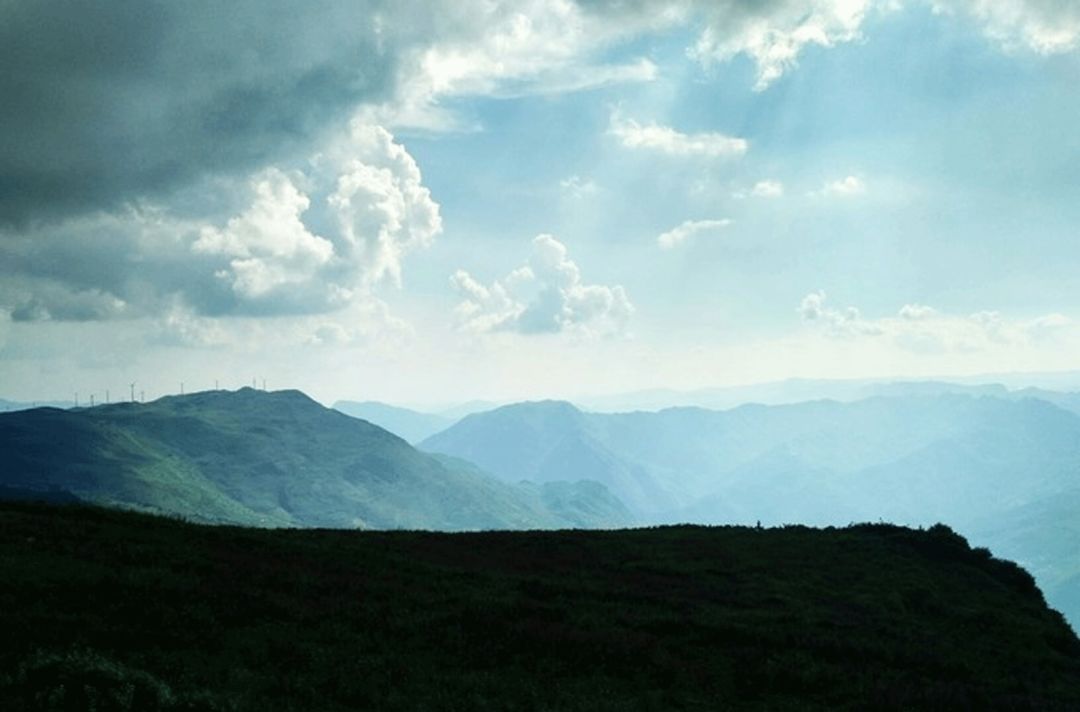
<box><xmin>0</xmin><ymin>0</ymin><xmax>401</xmax><ymax>224</ymax></box>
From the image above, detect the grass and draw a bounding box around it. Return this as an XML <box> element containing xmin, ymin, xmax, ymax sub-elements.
<box><xmin>2</xmin><ymin>501</ymin><xmax>1079</xmax><ymax>710</ymax></box>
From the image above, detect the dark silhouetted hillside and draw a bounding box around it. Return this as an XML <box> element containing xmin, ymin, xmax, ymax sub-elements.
<box><xmin>1</xmin><ymin>502</ymin><xmax>1078</xmax><ymax>710</ymax></box>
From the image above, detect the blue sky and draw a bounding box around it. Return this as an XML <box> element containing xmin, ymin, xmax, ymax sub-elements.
<box><xmin>1</xmin><ymin>1</ymin><xmax>1079</xmax><ymax>405</ymax></box>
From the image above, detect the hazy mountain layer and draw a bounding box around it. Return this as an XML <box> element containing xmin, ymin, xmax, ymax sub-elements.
<box><xmin>421</xmin><ymin>394</ymin><xmax>1080</xmax><ymax>625</ymax></box>
<box><xmin>334</xmin><ymin>400</ymin><xmax>455</xmax><ymax>443</ymax></box>
<box><xmin>0</xmin><ymin>388</ymin><xmax>630</xmax><ymax>530</ymax></box>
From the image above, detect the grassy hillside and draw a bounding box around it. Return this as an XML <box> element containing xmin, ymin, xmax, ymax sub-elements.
<box><xmin>0</xmin><ymin>389</ymin><xmax>630</xmax><ymax>530</ymax></box>
<box><xmin>1</xmin><ymin>502</ymin><xmax>1078</xmax><ymax>710</ymax></box>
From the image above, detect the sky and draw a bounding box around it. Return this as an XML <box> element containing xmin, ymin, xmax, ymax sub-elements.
<box><xmin>1</xmin><ymin>0</ymin><xmax>1079</xmax><ymax>406</ymax></box>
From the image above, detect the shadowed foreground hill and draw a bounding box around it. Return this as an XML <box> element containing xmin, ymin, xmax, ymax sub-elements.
<box><xmin>0</xmin><ymin>389</ymin><xmax>630</xmax><ymax>530</ymax></box>
<box><xmin>2</xmin><ymin>503</ymin><xmax>1079</xmax><ymax>711</ymax></box>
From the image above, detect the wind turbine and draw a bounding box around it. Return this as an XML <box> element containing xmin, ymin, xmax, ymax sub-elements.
<box><xmin>130</xmin><ymin>382</ymin><xmax>136</xmax><ymax>403</ymax></box>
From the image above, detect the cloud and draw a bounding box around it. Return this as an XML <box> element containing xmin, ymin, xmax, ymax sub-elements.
<box><xmin>734</xmin><ymin>180</ymin><xmax>785</xmax><ymax>199</ymax></box>
<box><xmin>305</xmin><ymin>299</ymin><xmax>415</xmax><ymax>349</ymax></box>
<box><xmin>799</xmin><ymin>291</ymin><xmax>1078</xmax><ymax>351</ymax></box>
<box><xmin>1028</xmin><ymin>312</ymin><xmax>1072</xmax><ymax>332</ymax></box>
<box><xmin>0</xmin><ymin>1</ymin><xmax>407</xmax><ymax>224</ymax></box>
<box><xmin>932</xmin><ymin>0</ymin><xmax>1080</xmax><ymax>54</ymax></box>
<box><xmin>376</xmin><ymin>2</ymin><xmax>665</xmax><ymax>130</ymax></box>
<box><xmin>453</xmin><ymin>234</ymin><xmax>633</xmax><ymax>335</ymax></box>
<box><xmin>752</xmin><ymin>180</ymin><xmax>785</xmax><ymax>198</ymax></box>
<box><xmin>610</xmin><ymin>113</ymin><xmax>749</xmax><ymax>157</ymax></box>
<box><xmin>193</xmin><ymin>169</ymin><xmax>338</xmax><ymax>308</ymax></box>
<box><xmin>0</xmin><ymin>1</ymin><xmax>669</xmax><ymax>223</ymax></box>
<box><xmin>0</xmin><ymin>123</ymin><xmax>441</xmax><ymax>320</ymax></box>
<box><xmin>151</xmin><ymin>302</ymin><xmax>230</xmax><ymax>349</ymax></box>
<box><xmin>898</xmin><ymin>303</ymin><xmax>938</xmax><ymax>320</ymax></box>
<box><xmin>3</xmin><ymin>1</ymin><xmax>1073</xmax><ymax>228</ymax></box>
<box><xmin>687</xmin><ymin>0</ymin><xmax>873</xmax><ymax>90</ymax></box>
<box><xmin>816</xmin><ymin>175</ymin><xmax>867</xmax><ymax>197</ymax></box>
<box><xmin>8</xmin><ymin>286</ymin><xmax>128</xmax><ymax>323</ymax></box>
<box><xmin>798</xmin><ymin>290</ymin><xmax>882</xmax><ymax>337</ymax></box>
<box><xmin>657</xmin><ymin>219</ymin><xmax>733</xmax><ymax>249</ymax></box>
<box><xmin>560</xmin><ymin>175</ymin><xmax>599</xmax><ymax>199</ymax></box>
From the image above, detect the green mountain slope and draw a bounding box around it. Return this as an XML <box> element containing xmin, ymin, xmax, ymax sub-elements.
<box><xmin>0</xmin><ymin>388</ymin><xmax>629</xmax><ymax>530</ymax></box>
<box><xmin>2</xmin><ymin>502</ymin><xmax>1078</xmax><ymax>710</ymax></box>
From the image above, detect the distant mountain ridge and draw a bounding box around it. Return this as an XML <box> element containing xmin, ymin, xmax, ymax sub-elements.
<box><xmin>0</xmin><ymin>388</ymin><xmax>631</xmax><ymax>530</ymax></box>
<box><xmin>0</xmin><ymin>397</ymin><xmax>73</xmax><ymax>413</ymax></box>
<box><xmin>576</xmin><ymin>378</ymin><xmax>1080</xmax><ymax>413</ymax></box>
<box><xmin>333</xmin><ymin>400</ymin><xmax>454</xmax><ymax>443</ymax></box>
<box><xmin>421</xmin><ymin>393</ymin><xmax>1080</xmax><ymax>627</ymax></box>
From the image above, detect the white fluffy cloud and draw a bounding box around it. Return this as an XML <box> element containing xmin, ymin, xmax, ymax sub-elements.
<box><xmin>688</xmin><ymin>0</ymin><xmax>873</xmax><ymax>90</ymax></box>
<box><xmin>192</xmin><ymin>122</ymin><xmax>441</xmax><ymax>315</ymax></box>
<box><xmin>1</xmin><ymin>122</ymin><xmax>441</xmax><ymax>326</ymax></box>
<box><xmin>325</xmin><ymin>123</ymin><xmax>443</xmax><ymax>287</ymax></box>
<box><xmin>798</xmin><ymin>290</ymin><xmax>883</xmax><ymax>337</ymax></box>
<box><xmin>194</xmin><ymin>169</ymin><xmax>337</xmax><ymax>305</ymax></box>
<box><xmin>657</xmin><ymin>219</ymin><xmax>733</xmax><ymax>249</ymax></box>
<box><xmin>610</xmin><ymin>112</ymin><xmax>748</xmax><ymax>157</ymax></box>
<box><xmin>932</xmin><ymin>0</ymin><xmax>1080</xmax><ymax>54</ymax></box>
<box><xmin>453</xmin><ymin>234</ymin><xmax>633</xmax><ymax>335</ymax></box>
<box><xmin>799</xmin><ymin>291</ymin><xmax>1077</xmax><ymax>351</ymax></box>
<box><xmin>379</xmin><ymin>0</ymin><xmax>666</xmax><ymax>130</ymax></box>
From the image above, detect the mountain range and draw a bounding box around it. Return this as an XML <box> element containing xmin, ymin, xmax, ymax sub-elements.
<box><xmin>420</xmin><ymin>394</ymin><xmax>1080</xmax><ymax>627</ymax></box>
<box><xmin>0</xmin><ymin>388</ymin><xmax>630</xmax><ymax>530</ymax></box>
<box><xmin>333</xmin><ymin>400</ymin><xmax>456</xmax><ymax>443</ymax></box>
<box><xmin>6</xmin><ymin>381</ymin><xmax>1080</xmax><ymax>628</ymax></box>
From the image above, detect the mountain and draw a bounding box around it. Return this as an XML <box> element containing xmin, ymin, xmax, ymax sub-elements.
<box><xmin>334</xmin><ymin>400</ymin><xmax>454</xmax><ymax>443</ymax></box>
<box><xmin>422</xmin><ymin>401</ymin><xmax>676</xmax><ymax>513</ymax></box>
<box><xmin>421</xmin><ymin>394</ymin><xmax>1080</xmax><ymax>626</ymax></box>
<box><xmin>575</xmin><ymin>378</ymin><xmax>1013</xmax><ymax>412</ymax></box>
<box><xmin>0</xmin><ymin>397</ymin><xmax>73</xmax><ymax>412</ymax></box>
<box><xmin>3</xmin><ymin>501</ymin><xmax>1078</xmax><ymax>710</ymax></box>
<box><xmin>0</xmin><ymin>388</ymin><xmax>630</xmax><ymax>530</ymax></box>
<box><xmin>434</xmin><ymin>399</ymin><xmax>501</xmax><ymax>420</ymax></box>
